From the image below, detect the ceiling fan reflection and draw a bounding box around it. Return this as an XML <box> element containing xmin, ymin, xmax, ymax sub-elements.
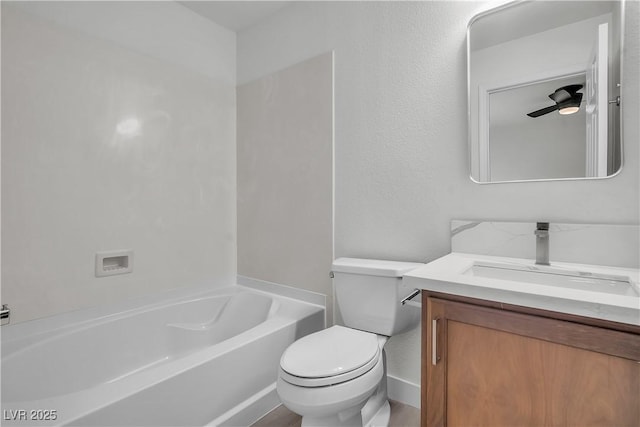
<box><xmin>526</xmin><ymin>84</ymin><xmax>584</xmax><ymax>117</ymax></box>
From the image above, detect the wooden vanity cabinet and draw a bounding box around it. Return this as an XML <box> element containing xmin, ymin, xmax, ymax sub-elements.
<box><xmin>421</xmin><ymin>292</ymin><xmax>640</xmax><ymax>427</ymax></box>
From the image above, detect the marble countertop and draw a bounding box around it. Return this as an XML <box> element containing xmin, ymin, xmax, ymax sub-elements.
<box><xmin>404</xmin><ymin>252</ymin><xmax>640</xmax><ymax>326</ymax></box>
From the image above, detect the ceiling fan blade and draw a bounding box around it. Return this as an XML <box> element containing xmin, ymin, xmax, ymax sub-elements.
<box><xmin>527</xmin><ymin>105</ymin><xmax>559</xmax><ymax>118</ymax></box>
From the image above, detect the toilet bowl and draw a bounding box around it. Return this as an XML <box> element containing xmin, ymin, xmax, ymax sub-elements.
<box><xmin>276</xmin><ymin>258</ymin><xmax>425</xmax><ymax>427</ymax></box>
<box><xmin>277</xmin><ymin>326</ymin><xmax>389</xmax><ymax>427</ymax></box>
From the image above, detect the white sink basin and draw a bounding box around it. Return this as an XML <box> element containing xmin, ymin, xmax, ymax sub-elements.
<box><xmin>465</xmin><ymin>261</ymin><xmax>638</xmax><ymax>297</ymax></box>
<box><xmin>404</xmin><ymin>252</ymin><xmax>640</xmax><ymax>326</ymax></box>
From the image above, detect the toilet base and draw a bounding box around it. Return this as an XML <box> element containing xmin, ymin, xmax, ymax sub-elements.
<box><xmin>299</xmin><ymin>350</ymin><xmax>391</xmax><ymax>427</ymax></box>
<box><xmin>361</xmin><ymin>355</ymin><xmax>390</xmax><ymax>427</ymax></box>
<box><xmin>365</xmin><ymin>400</ymin><xmax>390</xmax><ymax>427</ymax></box>
<box><xmin>299</xmin><ymin>399</ymin><xmax>390</xmax><ymax>427</ymax></box>
<box><xmin>300</xmin><ymin>409</ymin><xmax>363</xmax><ymax>427</ymax></box>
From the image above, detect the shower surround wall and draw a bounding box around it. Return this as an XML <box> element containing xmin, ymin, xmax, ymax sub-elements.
<box><xmin>237</xmin><ymin>53</ymin><xmax>334</xmax><ymax>324</ymax></box>
<box><xmin>1</xmin><ymin>3</ymin><xmax>237</xmax><ymax>323</ymax></box>
<box><xmin>237</xmin><ymin>0</ymin><xmax>640</xmax><ymax>399</ymax></box>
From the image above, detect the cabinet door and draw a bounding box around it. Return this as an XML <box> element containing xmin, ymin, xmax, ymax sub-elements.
<box><xmin>422</xmin><ymin>295</ymin><xmax>640</xmax><ymax>427</ymax></box>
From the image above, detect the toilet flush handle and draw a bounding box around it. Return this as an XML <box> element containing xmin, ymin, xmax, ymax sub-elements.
<box><xmin>401</xmin><ymin>289</ymin><xmax>421</xmax><ymax>305</ymax></box>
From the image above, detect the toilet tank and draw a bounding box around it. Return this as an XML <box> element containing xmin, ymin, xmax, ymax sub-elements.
<box><xmin>331</xmin><ymin>258</ymin><xmax>425</xmax><ymax>336</ymax></box>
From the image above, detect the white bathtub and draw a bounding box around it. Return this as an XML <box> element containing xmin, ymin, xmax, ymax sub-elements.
<box><xmin>1</xmin><ymin>285</ymin><xmax>324</xmax><ymax>426</ymax></box>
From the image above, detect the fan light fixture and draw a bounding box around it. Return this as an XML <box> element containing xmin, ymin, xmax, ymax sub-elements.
<box><xmin>558</xmin><ymin>106</ymin><xmax>580</xmax><ymax>115</ymax></box>
<box><xmin>527</xmin><ymin>84</ymin><xmax>584</xmax><ymax>118</ymax></box>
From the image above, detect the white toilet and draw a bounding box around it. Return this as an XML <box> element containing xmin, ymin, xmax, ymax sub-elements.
<box><xmin>277</xmin><ymin>258</ymin><xmax>424</xmax><ymax>427</ymax></box>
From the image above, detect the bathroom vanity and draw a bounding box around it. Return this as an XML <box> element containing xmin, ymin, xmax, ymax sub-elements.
<box><xmin>418</xmin><ymin>0</ymin><xmax>639</xmax><ymax>421</ymax></box>
<box><xmin>405</xmin><ymin>253</ymin><xmax>640</xmax><ymax>427</ymax></box>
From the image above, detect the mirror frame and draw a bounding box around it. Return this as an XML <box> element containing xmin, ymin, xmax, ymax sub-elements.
<box><xmin>466</xmin><ymin>0</ymin><xmax>626</xmax><ymax>184</ymax></box>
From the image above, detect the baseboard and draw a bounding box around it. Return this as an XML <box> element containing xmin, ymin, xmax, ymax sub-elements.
<box><xmin>387</xmin><ymin>375</ymin><xmax>420</xmax><ymax>409</ymax></box>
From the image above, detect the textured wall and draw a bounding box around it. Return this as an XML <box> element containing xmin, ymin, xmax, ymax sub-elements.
<box><xmin>238</xmin><ymin>0</ymin><xmax>640</xmax><ymax>386</ymax></box>
<box><xmin>237</xmin><ymin>53</ymin><xmax>334</xmax><ymax>323</ymax></box>
<box><xmin>1</xmin><ymin>4</ymin><xmax>237</xmax><ymax>323</ymax></box>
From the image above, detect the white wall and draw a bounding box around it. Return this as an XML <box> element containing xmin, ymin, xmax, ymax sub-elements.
<box><xmin>237</xmin><ymin>0</ymin><xmax>639</xmax><ymax>387</ymax></box>
<box><xmin>4</xmin><ymin>1</ymin><xmax>236</xmax><ymax>85</ymax></box>
<box><xmin>1</xmin><ymin>3</ymin><xmax>237</xmax><ymax>323</ymax></box>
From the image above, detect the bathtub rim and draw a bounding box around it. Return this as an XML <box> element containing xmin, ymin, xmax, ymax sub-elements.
<box><xmin>1</xmin><ymin>282</ymin><xmax>324</xmax><ymax>345</ymax></box>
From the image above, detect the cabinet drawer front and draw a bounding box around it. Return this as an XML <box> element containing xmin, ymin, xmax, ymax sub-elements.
<box><xmin>433</xmin><ymin>296</ymin><xmax>640</xmax><ymax>361</ymax></box>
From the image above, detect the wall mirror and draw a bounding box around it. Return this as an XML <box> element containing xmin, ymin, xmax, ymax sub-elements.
<box><xmin>468</xmin><ymin>0</ymin><xmax>624</xmax><ymax>183</ymax></box>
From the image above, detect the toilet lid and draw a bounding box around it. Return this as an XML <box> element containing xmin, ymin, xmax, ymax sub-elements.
<box><xmin>280</xmin><ymin>325</ymin><xmax>379</xmax><ymax>382</ymax></box>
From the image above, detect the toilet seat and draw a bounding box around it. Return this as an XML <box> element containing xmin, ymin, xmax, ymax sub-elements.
<box><xmin>280</xmin><ymin>326</ymin><xmax>380</xmax><ymax>387</ymax></box>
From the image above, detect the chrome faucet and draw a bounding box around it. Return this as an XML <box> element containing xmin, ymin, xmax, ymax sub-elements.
<box><xmin>534</xmin><ymin>222</ymin><xmax>550</xmax><ymax>266</ymax></box>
